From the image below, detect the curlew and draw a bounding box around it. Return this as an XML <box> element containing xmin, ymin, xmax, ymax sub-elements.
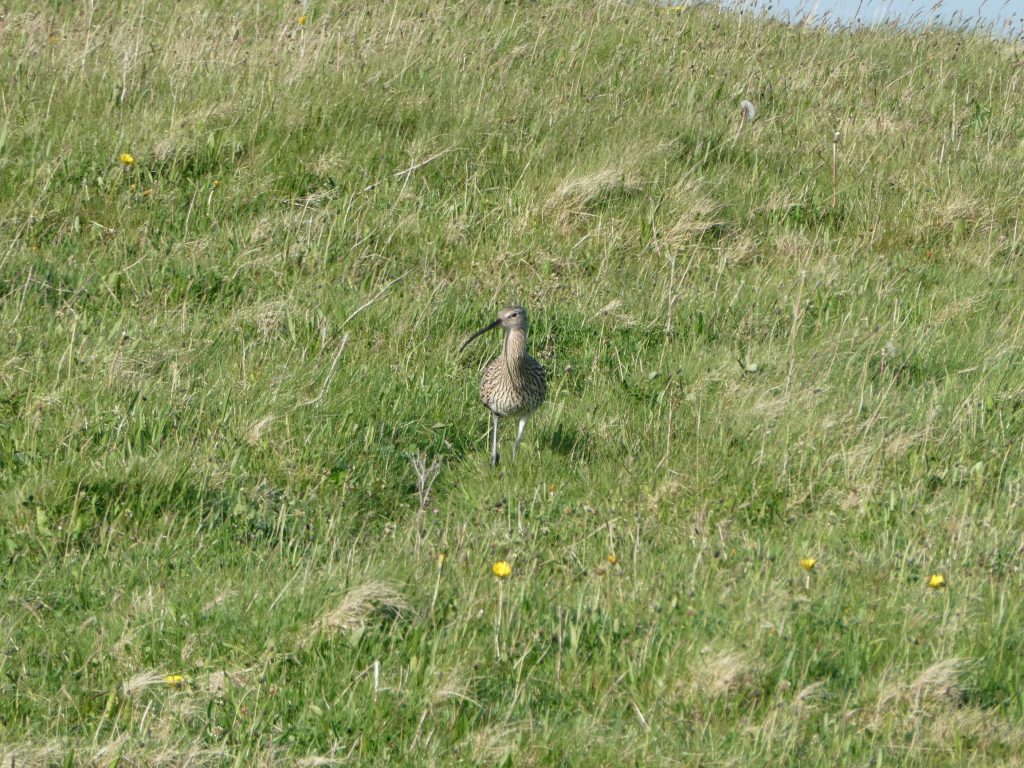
<box><xmin>460</xmin><ymin>305</ymin><xmax>546</xmax><ymax>467</ymax></box>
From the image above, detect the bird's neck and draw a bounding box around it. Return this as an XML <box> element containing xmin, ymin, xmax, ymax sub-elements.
<box><xmin>502</xmin><ymin>328</ymin><xmax>529</xmax><ymax>370</ymax></box>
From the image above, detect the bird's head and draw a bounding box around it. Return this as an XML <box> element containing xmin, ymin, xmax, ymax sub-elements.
<box><xmin>460</xmin><ymin>305</ymin><xmax>529</xmax><ymax>352</ymax></box>
<box><xmin>497</xmin><ymin>305</ymin><xmax>528</xmax><ymax>330</ymax></box>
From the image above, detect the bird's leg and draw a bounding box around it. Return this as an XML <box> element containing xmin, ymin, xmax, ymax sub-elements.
<box><xmin>490</xmin><ymin>412</ymin><xmax>500</xmax><ymax>467</ymax></box>
<box><xmin>512</xmin><ymin>416</ymin><xmax>529</xmax><ymax>460</ymax></box>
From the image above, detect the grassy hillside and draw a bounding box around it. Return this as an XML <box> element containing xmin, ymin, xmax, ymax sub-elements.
<box><xmin>2</xmin><ymin>0</ymin><xmax>1024</xmax><ymax>764</ymax></box>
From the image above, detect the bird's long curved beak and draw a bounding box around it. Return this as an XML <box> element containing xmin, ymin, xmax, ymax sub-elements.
<box><xmin>459</xmin><ymin>318</ymin><xmax>501</xmax><ymax>352</ymax></box>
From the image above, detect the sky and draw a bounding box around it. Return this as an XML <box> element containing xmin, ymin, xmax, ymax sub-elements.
<box><xmin>716</xmin><ymin>0</ymin><xmax>1024</xmax><ymax>32</ymax></box>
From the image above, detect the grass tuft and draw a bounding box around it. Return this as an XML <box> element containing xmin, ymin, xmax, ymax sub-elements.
<box><xmin>308</xmin><ymin>581</ymin><xmax>413</xmax><ymax>641</ymax></box>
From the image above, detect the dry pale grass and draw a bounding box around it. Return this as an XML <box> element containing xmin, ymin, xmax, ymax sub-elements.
<box><xmin>149</xmin><ymin>103</ymin><xmax>240</xmax><ymax>164</ymax></box>
<box><xmin>545</xmin><ymin>168</ymin><xmax>644</xmax><ymax>228</ymax></box>
<box><xmin>752</xmin><ymin>387</ymin><xmax>819</xmax><ymax>424</ymax></box>
<box><xmin>957</xmin><ymin>239</ymin><xmax>1005</xmax><ymax>270</ymax></box>
<box><xmin>932</xmin><ymin>293</ymin><xmax>984</xmax><ymax>325</ymax></box>
<box><xmin>720</xmin><ymin>232</ymin><xmax>758</xmax><ymax>267</ymax></box>
<box><xmin>119</xmin><ymin>667</ymin><xmax>260</xmax><ymax>756</ymax></box>
<box><xmin>241</xmin><ymin>215</ymin><xmax>277</xmax><ymax>247</ymax></box>
<box><xmin>0</xmin><ymin>737</ymin><xmax>264</xmax><ymax>767</ymax></box>
<box><xmin>793</xmin><ymin>680</ymin><xmax>831</xmax><ymax>710</ymax></box>
<box><xmin>908</xmin><ymin>658</ymin><xmax>970</xmax><ymax>708</ymax></box>
<box><xmin>858</xmin><ymin>659</ymin><xmax>1024</xmax><ymax>759</ymax></box>
<box><xmin>431</xmin><ymin>664</ymin><xmax>479</xmax><ymax>707</ymax></box>
<box><xmin>855</xmin><ymin>113</ymin><xmax>909</xmax><ymax>136</ymax></box>
<box><xmin>310</xmin><ymin>150</ymin><xmax>351</xmax><ymax>178</ymax></box>
<box><xmin>915</xmin><ymin>192</ymin><xmax>993</xmax><ymax>239</ymax></box>
<box><xmin>756</xmin><ymin>189</ymin><xmax>805</xmax><ymax>217</ymax></box>
<box><xmin>201</xmin><ymin>666</ymin><xmax>256</xmax><ymax>696</ymax></box>
<box><xmin>587</xmin><ymin>298</ymin><xmax>639</xmax><ymax>328</ymax></box>
<box><xmin>691</xmin><ymin>650</ymin><xmax>764</xmax><ymax>702</ymax></box>
<box><xmin>296</xmin><ymin>755</ymin><xmax>348</xmax><ymax>767</ymax></box>
<box><xmin>201</xmin><ymin>588</ymin><xmax>237</xmax><ymax>613</ymax></box>
<box><xmin>939</xmin><ymin>194</ymin><xmax>988</xmax><ymax>227</ymax></box>
<box><xmin>129</xmin><ymin>584</ymin><xmax>166</xmax><ymax>616</ymax></box>
<box><xmin>303</xmin><ymin>580</ymin><xmax>412</xmax><ymax>645</ymax></box>
<box><xmin>0</xmin><ymin>741</ymin><xmax>66</xmax><ymax>768</ymax></box>
<box><xmin>682</xmin><ymin>358</ymin><xmax>744</xmax><ymax>405</ymax></box>
<box><xmin>925</xmin><ymin>706</ymin><xmax>1024</xmax><ymax>753</ymax></box>
<box><xmin>218</xmin><ymin>210</ymin><xmax>326</xmax><ymax>277</ymax></box>
<box><xmin>231</xmin><ymin>300</ymin><xmax>290</xmax><ymax>339</ymax></box>
<box><xmin>81</xmin><ymin>345</ymin><xmax>157</xmax><ymax>393</ymax></box>
<box><xmin>772</xmin><ymin>230</ymin><xmax>814</xmax><ymax>264</ymax></box>
<box><xmin>461</xmin><ymin>720</ymin><xmax>528</xmax><ymax>765</ymax></box>
<box><xmin>245</xmin><ymin>414</ymin><xmax>277</xmax><ymax>445</ymax></box>
<box><xmin>877</xmin><ymin>658</ymin><xmax>970</xmax><ymax>713</ymax></box>
<box><xmin>122</xmin><ymin>670</ymin><xmax>177</xmax><ymax>696</ymax></box>
<box><xmin>835</xmin><ymin>430</ymin><xmax>891</xmax><ymax>487</ymax></box>
<box><xmin>743</xmin><ymin>680</ymin><xmax>831</xmax><ymax>744</ymax></box>
<box><xmin>289</xmin><ymin>187</ymin><xmax>340</xmax><ymax>209</ymax></box>
<box><xmin>663</xmin><ymin>182</ymin><xmax>725</xmax><ymax>248</ymax></box>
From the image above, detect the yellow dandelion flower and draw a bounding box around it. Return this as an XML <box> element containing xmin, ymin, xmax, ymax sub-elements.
<box><xmin>129</xmin><ymin>183</ymin><xmax>137</xmax><ymax>192</ymax></box>
<box><xmin>928</xmin><ymin>574</ymin><xmax>946</xmax><ymax>589</ymax></box>
<box><xmin>607</xmin><ymin>554</ymin><xmax>618</xmax><ymax>565</ymax></box>
<box><xmin>212</xmin><ymin>179</ymin><xmax>221</xmax><ymax>187</ymax></box>
<box><xmin>800</xmin><ymin>557</ymin><xmax>816</xmax><ymax>571</ymax></box>
<box><xmin>437</xmin><ymin>553</ymin><xmax>446</xmax><ymax>566</ymax></box>
<box><xmin>298</xmin><ymin>15</ymin><xmax>307</xmax><ymax>25</ymax></box>
<box><xmin>119</xmin><ymin>153</ymin><xmax>135</xmax><ymax>166</ymax></box>
<box><xmin>492</xmin><ymin>560</ymin><xmax>511</xmax><ymax>579</ymax></box>
<box><xmin>164</xmin><ymin>674</ymin><xmax>185</xmax><ymax>686</ymax></box>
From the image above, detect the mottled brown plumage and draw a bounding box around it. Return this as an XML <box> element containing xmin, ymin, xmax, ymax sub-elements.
<box><xmin>460</xmin><ymin>305</ymin><xmax>546</xmax><ymax>466</ymax></box>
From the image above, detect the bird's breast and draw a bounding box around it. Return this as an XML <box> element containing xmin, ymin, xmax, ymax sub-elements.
<box><xmin>479</xmin><ymin>355</ymin><xmax>546</xmax><ymax>417</ymax></box>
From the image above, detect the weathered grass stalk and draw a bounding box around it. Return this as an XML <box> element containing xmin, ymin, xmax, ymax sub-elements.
<box><xmin>786</xmin><ymin>269</ymin><xmax>807</xmax><ymax>393</ymax></box>
<box><xmin>832</xmin><ymin>129</ymin><xmax>840</xmax><ymax>210</ymax></box>
<box><xmin>494</xmin><ymin>580</ymin><xmax>504</xmax><ymax>660</ymax></box>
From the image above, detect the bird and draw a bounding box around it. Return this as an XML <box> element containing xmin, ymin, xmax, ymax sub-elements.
<box><xmin>460</xmin><ymin>305</ymin><xmax>546</xmax><ymax>467</ymax></box>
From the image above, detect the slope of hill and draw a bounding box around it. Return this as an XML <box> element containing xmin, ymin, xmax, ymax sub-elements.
<box><xmin>2</xmin><ymin>1</ymin><xmax>1023</xmax><ymax>763</ymax></box>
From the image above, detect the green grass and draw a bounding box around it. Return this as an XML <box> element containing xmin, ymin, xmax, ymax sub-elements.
<box><xmin>3</xmin><ymin>0</ymin><xmax>1024</xmax><ymax>764</ymax></box>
